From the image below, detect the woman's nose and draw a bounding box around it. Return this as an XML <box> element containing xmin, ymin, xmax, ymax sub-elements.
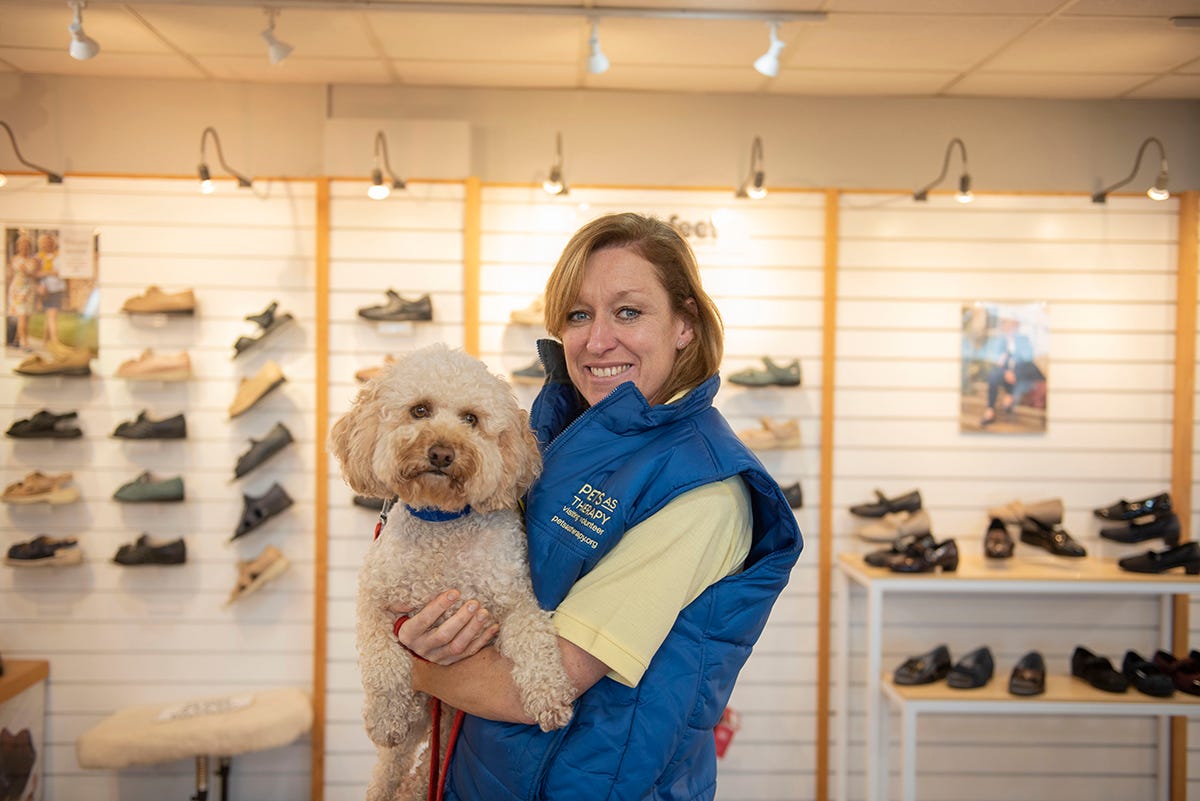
<box><xmin>585</xmin><ymin>318</ymin><xmax>615</xmax><ymax>352</ymax></box>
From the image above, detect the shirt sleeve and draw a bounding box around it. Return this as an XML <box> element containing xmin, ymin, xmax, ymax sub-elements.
<box><xmin>551</xmin><ymin>475</ymin><xmax>753</xmax><ymax>687</ymax></box>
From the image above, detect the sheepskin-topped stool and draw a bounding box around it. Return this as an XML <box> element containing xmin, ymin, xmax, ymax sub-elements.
<box><xmin>76</xmin><ymin>687</ymin><xmax>311</xmax><ymax>801</ymax></box>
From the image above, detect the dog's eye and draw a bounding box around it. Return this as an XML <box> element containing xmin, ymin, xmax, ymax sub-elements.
<box><xmin>410</xmin><ymin>404</ymin><xmax>430</xmax><ymax>419</ymax></box>
<box><xmin>461</xmin><ymin>412</ymin><xmax>478</xmax><ymax>427</ymax></box>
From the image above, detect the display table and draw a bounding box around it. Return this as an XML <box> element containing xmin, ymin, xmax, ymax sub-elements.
<box><xmin>833</xmin><ymin>551</ymin><xmax>1200</xmax><ymax>801</ymax></box>
<box><xmin>0</xmin><ymin>659</ymin><xmax>49</xmax><ymax>801</ymax></box>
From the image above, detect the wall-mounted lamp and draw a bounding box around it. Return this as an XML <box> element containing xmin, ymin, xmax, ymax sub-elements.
<box><xmin>1091</xmin><ymin>136</ymin><xmax>1169</xmax><ymax>204</ymax></box>
<box><xmin>587</xmin><ymin>20</ymin><xmax>610</xmax><ymax>75</ymax></box>
<box><xmin>67</xmin><ymin>0</ymin><xmax>100</xmax><ymax>61</ymax></box>
<box><xmin>367</xmin><ymin>131</ymin><xmax>406</xmax><ymax>200</ymax></box>
<box><xmin>543</xmin><ymin>132</ymin><xmax>568</xmax><ymax>196</ymax></box>
<box><xmin>261</xmin><ymin>8</ymin><xmax>293</xmax><ymax>65</ymax></box>
<box><xmin>753</xmin><ymin>22</ymin><xmax>784</xmax><ymax>77</ymax></box>
<box><xmin>197</xmin><ymin>126</ymin><xmax>253</xmax><ymax>195</ymax></box>
<box><xmin>0</xmin><ymin>121</ymin><xmax>64</xmax><ymax>186</ymax></box>
<box><xmin>913</xmin><ymin>137</ymin><xmax>972</xmax><ymax>204</ymax></box>
<box><xmin>735</xmin><ymin>136</ymin><xmax>767</xmax><ymax>200</ymax></box>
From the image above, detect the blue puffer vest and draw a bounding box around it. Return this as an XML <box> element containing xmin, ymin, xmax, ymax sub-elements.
<box><xmin>444</xmin><ymin>342</ymin><xmax>803</xmax><ymax>801</ymax></box>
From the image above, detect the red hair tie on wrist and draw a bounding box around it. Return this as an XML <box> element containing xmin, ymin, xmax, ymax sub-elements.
<box><xmin>393</xmin><ymin>615</ymin><xmax>429</xmax><ymax>662</ymax></box>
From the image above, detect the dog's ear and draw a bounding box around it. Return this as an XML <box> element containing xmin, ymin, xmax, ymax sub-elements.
<box><xmin>329</xmin><ymin>384</ymin><xmax>392</xmax><ymax>498</ymax></box>
<box><xmin>483</xmin><ymin>405</ymin><xmax>542</xmax><ymax>512</ymax></box>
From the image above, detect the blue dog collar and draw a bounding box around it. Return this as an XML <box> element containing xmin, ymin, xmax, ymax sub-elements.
<box><xmin>406</xmin><ymin>504</ymin><xmax>472</xmax><ymax>522</ymax></box>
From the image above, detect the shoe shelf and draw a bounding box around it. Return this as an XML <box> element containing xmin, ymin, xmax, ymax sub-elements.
<box><xmin>833</xmin><ymin>551</ymin><xmax>1200</xmax><ymax>801</ymax></box>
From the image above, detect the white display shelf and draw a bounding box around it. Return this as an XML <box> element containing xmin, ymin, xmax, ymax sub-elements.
<box><xmin>834</xmin><ymin>551</ymin><xmax>1200</xmax><ymax>801</ymax></box>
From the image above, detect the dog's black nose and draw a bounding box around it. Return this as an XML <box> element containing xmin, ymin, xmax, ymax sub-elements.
<box><xmin>428</xmin><ymin>445</ymin><xmax>455</xmax><ymax>470</ymax></box>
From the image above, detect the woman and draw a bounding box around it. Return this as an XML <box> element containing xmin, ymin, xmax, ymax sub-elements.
<box><xmin>7</xmin><ymin>234</ymin><xmax>37</xmax><ymax>350</ymax></box>
<box><xmin>402</xmin><ymin>212</ymin><xmax>802</xmax><ymax>800</ymax></box>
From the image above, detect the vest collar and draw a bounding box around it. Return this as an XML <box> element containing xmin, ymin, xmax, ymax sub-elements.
<box><xmin>405</xmin><ymin>504</ymin><xmax>472</xmax><ymax>522</ymax></box>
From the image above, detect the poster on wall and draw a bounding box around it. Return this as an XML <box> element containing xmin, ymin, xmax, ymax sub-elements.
<box><xmin>960</xmin><ymin>302</ymin><xmax>1048</xmax><ymax>434</ymax></box>
<box><xmin>4</xmin><ymin>226</ymin><xmax>99</xmax><ymax>355</ymax></box>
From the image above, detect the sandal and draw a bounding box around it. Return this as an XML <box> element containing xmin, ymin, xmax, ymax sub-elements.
<box><xmin>230</xmin><ymin>482</ymin><xmax>294</xmax><ymax>541</ymax></box>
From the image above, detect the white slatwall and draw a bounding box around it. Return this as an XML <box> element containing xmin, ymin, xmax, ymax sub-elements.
<box><xmin>323</xmin><ymin>180</ymin><xmax>467</xmax><ymax>801</ymax></box>
<box><xmin>479</xmin><ymin>187</ymin><xmax>822</xmax><ymax>800</ymax></box>
<box><xmin>0</xmin><ymin>176</ymin><xmax>317</xmax><ymax>799</ymax></box>
<box><xmin>835</xmin><ymin>192</ymin><xmax>1183</xmax><ymax>801</ymax></box>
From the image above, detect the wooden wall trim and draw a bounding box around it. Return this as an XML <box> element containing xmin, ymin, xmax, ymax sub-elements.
<box><xmin>464</xmin><ymin>176</ymin><xmax>482</xmax><ymax>357</ymax></box>
<box><xmin>312</xmin><ymin>178</ymin><xmax>331</xmax><ymax>801</ymax></box>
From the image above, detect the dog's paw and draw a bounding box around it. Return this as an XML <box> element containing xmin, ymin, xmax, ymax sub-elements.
<box><xmin>524</xmin><ymin>691</ymin><xmax>575</xmax><ymax>732</ymax></box>
<box><xmin>365</xmin><ymin>717</ymin><xmax>409</xmax><ymax>748</ymax></box>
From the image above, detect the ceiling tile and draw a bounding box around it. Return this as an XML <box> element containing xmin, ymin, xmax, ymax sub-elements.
<box><xmin>948</xmin><ymin>71</ymin><xmax>1152</xmax><ymax>98</ymax></box>
<box><xmin>367</xmin><ymin>12</ymin><xmax>582</xmax><ymax>61</ymax></box>
<box><xmin>1124</xmin><ymin>72</ymin><xmax>1200</xmax><ymax>97</ymax></box>
<box><xmin>0</xmin><ymin>3</ymin><xmax>172</xmax><ymax>52</ymax></box>
<box><xmin>1063</xmin><ymin>0</ymin><xmax>1200</xmax><ymax>17</ymax></box>
<box><xmin>130</xmin><ymin>5</ymin><xmax>376</xmax><ymax>58</ymax></box>
<box><xmin>392</xmin><ymin>60</ymin><xmax>578</xmax><ymax>88</ymax></box>
<box><xmin>769</xmin><ymin>68</ymin><xmax>959</xmax><ymax>95</ymax></box>
<box><xmin>584</xmin><ymin>64</ymin><xmax>767</xmax><ymax>93</ymax></box>
<box><xmin>826</xmin><ymin>0</ymin><xmax>1061</xmax><ymax>13</ymax></box>
<box><xmin>200</xmin><ymin>56</ymin><xmax>393</xmax><ymax>85</ymax></box>
<box><xmin>983</xmin><ymin>17</ymin><xmax>1200</xmax><ymax>73</ymax></box>
<box><xmin>0</xmin><ymin>47</ymin><xmax>205</xmax><ymax>80</ymax></box>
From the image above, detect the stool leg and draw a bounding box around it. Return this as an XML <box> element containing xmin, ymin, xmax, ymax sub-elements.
<box><xmin>191</xmin><ymin>755</ymin><xmax>209</xmax><ymax>801</ymax></box>
<box><xmin>217</xmin><ymin>756</ymin><xmax>232</xmax><ymax>801</ymax></box>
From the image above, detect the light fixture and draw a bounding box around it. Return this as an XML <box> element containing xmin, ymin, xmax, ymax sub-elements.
<box><xmin>197</xmin><ymin>126</ymin><xmax>253</xmax><ymax>195</ymax></box>
<box><xmin>261</xmin><ymin>8</ymin><xmax>293</xmax><ymax>65</ymax></box>
<box><xmin>1091</xmin><ymin>136</ymin><xmax>1169</xmax><ymax>204</ymax></box>
<box><xmin>367</xmin><ymin>131</ymin><xmax>406</xmax><ymax>200</ymax></box>
<box><xmin>753</xmin><ymin>22</ymin><xmax>784</xmax><ymax>77</ymax></box>
<box><xmin>543</xmin><ymin>132</ymin><xmax>568</xmax><ymax>196</ymax></box>
<box><xmin>913</xmin><ymin>137</ymin><xmax>972</xmax><ymax>204</ymax></box>
<box><xmin>735</xmin><ymin>136</ymin><xmax>767</xmax><ymax>200</ymax></box>
<box><xmin>587</xmin><ymin>20</ymin><xmax>610</xmax><ymax>74</ymax></box>
<box><xmin>67</xmin><ymin>0</ymin><xmax>100</xmax><ymax>61</ymax></box>
<box><xmin>0</xmin><ymin>121</ymin><xmax>63</xmax><ymax>185</ymax></box>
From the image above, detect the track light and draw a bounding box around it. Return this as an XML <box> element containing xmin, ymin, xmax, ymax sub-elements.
<box><xmin>543</xmin><ymin>132</ymin><xmax>568</xmax><ymax>196</ymax></box>
<box><xmin>1092</xmin><ymin>136</ymin><xmax>1169</xmax><ymax>204</ymax></box>
<box><xmin>913</xmin><ymin>137</ymin><xmax>972</xmax><ymax>204</ymax></box>
<box><xmin>197</xmin><ymin>126</ymin><xmax>252</xmax><ymax>195</ymax></box>
<box><xmin>735</xmin><ymin>136</ymin><xmax>767</xmax><ymax>200</ymax></box>
<box><xmin>367</xmin><ymin>131</ymin><xmax>406</xmax><ymax>200</ymax></box>
<box><xmin>0</xmin><ymin>121</ymin><xmax>63</xmax><ymax>185</ymax></box>
<box><xmin>261</xmin><ymin>8</ymin><xmax>293</xmax><ymax>65</ymax></box>
<box><xmin>753</xmin><ymin>22</ymin><xmax>784</xmax><ymax>77</ymax></box>
<box><xmin>587</xmin><ymin>20</ymin><xmax>610</xmax><ymax>75</ymax></box>
<box><xmin>67</xmin><ymin>0</ymin><xmax>100</xmax><ymax>61</ymax></box>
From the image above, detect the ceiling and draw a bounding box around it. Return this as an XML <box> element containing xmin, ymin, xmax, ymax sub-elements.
<box><xmin>2</xmin><ymin>0</ymin><xmax>1200</xmax><ymax>100</ymax></box>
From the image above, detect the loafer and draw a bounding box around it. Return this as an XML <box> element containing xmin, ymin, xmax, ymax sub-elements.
<box><xmin>780</xmin><ymin>481</ymin><xmax>803</xmax><ymax>509</ymax></box>
<box><xmin>889</xmin><ymin>538</ymin><xmax>958</xmax><ymax>573</ymax></box>
<box><xmin>1071</xmin><ymin>646</ymin><xmax>1128</xmax><ymax>693</ymax></box>
<box><xmin>112</xmin><ymin>534</ymin><xmax>187</xmax><ymax>566</ymax></box>
<box><xmin>1122</xmin><ymin>649</ymin><xmax>1174</xmax><ymax>697</ymax></box>
<box><xmin>1118</xmin><ymin>541</ymin><xmax>1200</xmax><ymax>575</ymax></box>
<box><xmin>1153</xmin><ymin>650</ymin><xmax>1200</xmax><ymax>696</ymax></box>
<box><xmin>857</xmin><ymin>509</ymin><xmax>931</xmax><ymax>543</ymax></box>
<box><xmin>112</xmin><ymin>471</ymin><xmax>185</xmax><ymax>503</ymax></box>
<box><xmin>229</xmin><ymin>361</ymin><xmax>287</xmax><ymax>418</ymax></box>
<box><xmin>947</xmin><ymin>646</ymin><xmax>994</xmax><ymax>689</ymax></box>
<box><xmin>226</xmin><ymin>545</ymin><xmax>290</xmax><ymax>606</ymax></box>
<box><xmin>1093</xmin><ymin>492</ymin><xmax>1171</xmax><ymax>521</ymax></box>
<box><xmin>121</xmin><ymin>286</ymin><xmax>196</xmax><ymax>315</ymax></box>
<box><xmin>14</xmin><ymin>345</ymin><xmax>93</xmax><ymax>376</ymax></box>
<box><xmin>6</xmin><ymin>409</ymin><xmax>82</xmax><ymax>439</ymax></box>
<box><xmin>1008</xmin><ymin>650</ymin><xmax>1046</xmax><ymax>696</ymax></box>
<box><xmin>233</xmin><ymin>302</ymin><xmax>295</xmax><ymax>358</ymax></box>
<box><xmin>894</xmin><ymin>644</ymin><xmax>951</xmax><ymax>686</ymax></box>
<box><xmin>112</xmin><ymin>411</ymin><xmax>187</xmax><ymax>440</ymax></box>
<box><xmin>1019</xmin><ymin>515</ymin><xmax>1085</xmax><ymax>557</ymax></box>
<box><xmin>231</xmin><ymin>482</ymin><xmax>294</xmax><ymax>541</ymax></box>
<box><xmin>850</xmin><ymin>488</ymin><xmax>922</xmax><ymax>518</ymax></box>
<box><xmin>6</xmin><ymin>535</ymin><xmax>83</xmax><ymax>567</ymax></box>
<box><xmin>863</xmin><ymin>532</ymin><xmax>936</xmax><ymax>568</ymax></box>
<box><xmin>987</xmin><ymin>497</ymin><xmax>1063</xmax><ymax>526</ymax></box>
<box><xmin>1100</xmin><ymin>512</ymin><xmax>1181</xmax><ymax>546</ymax></box>
<box><xmin>234</xmin><ymin>422</ymin><xmax>294</xmax><ymax>479</ymax></box>
<box><xmin>727</xmin><ymin>356</ymin><xmax>802</xmax><ymax>388</ymax></box>
<box><xmin>115</xmin><ymin>349</ymin><xmax>192</xmax><ymax>382</ymax></box>
<box><xmin>357</xmin><ymin>290</ymin><xmax>433</xmax><ymax>322</ymax></box>
<box><xmin>984</xmin><ymin>517</ymin><xmax>1014</xmax><ymax>559</ymax></box>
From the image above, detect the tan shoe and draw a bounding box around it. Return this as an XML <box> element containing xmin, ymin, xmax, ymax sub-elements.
<box><xmin>354</xmin><ymin>354</ymin><xmax>396</xmax><ymax>383</ymax></box>
<box><xmin>115</xmin><ymin>349</ymin><xmax>192</xmax><ymax>382</ymax></box>
<box><xmin>15</xmin><ymin>346</ymin><xmax>92</xmax><ymax>377</ymax></box>
<box><xmin>2</xmin><ymin>471</ymin><xmax>80</xmax><ymax>504</ymax></box>
<box><xmin>510</xmin><ymin>295</ymin><xmax>545</xmax><ymax>326</ymax></box>
<box><xmin>987</xmin><ymin>498</ymin><xmax>1063</xmax><ymax>525</ymax></box>
<box><xmin>858</xmin><ymin>509</ymin><xmax>932</xmax><ymax>543</ymax></box>
<box><xmin>121</xmin><ymin>286</ymin><xmax>196</xmax><ymax>315</ymax></box>
<box><xmin>229</xmin><ymin>360</ymin><xmax>287</xmax><ymax>418</ymax></box>
<box><xmin>737</xmin><ymin>417</ymin><xmax>801</xmax><ymax>451</ymax></box>
<box><xmin>226</xmin><ymin>545</ymin><xmax>290</xmax><ymax>605</ymax></box>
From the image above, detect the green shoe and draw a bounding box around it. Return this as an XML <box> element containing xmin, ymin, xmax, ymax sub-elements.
<box><xmin>727</xmin><ymin>357</ymin><xmax>801</xmax><ymax>388</ymax></box>
<box><xmin>113</xmin><ymin>471</ymin><xmax>185</xmax><ymax>503</ymax></box>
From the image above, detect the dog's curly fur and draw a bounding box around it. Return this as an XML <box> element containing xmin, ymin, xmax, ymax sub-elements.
<box><xmin>330</xmin><ymin>343</ymin><xmax>575</xmax><ymax>801</ymax></box>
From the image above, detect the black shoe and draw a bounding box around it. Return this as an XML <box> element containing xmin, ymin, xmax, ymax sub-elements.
<box><xmin>6</xmin><ymin>535</ymin><xmax>82</xmax><ymax>567</ymax></box>
<box><xmin>1</xmin><ymin>727</ymin><xmax>36</xmax><ymax>801</ymax></box>
<box><xmin>1122</xmin><ymin>649</ymin><xmax>1175</xmax><ymax>697</ymax></box>
<box><xmin>1100</xmin><ymin>512</ymin><xmax>1181</xmax><ymax>546</ymax></box>
<box><xmin>1071</xmin><ymin>646</ymin><xmax>1128</xmax><ymax>693</ymax></box>
<box><xmin>889</xmin><ymin>538</ymin><xmax>958</xmax><ymax>573</ymax></box>
<box><xmin>780</xmin><ymin>482</ymin><xmax>802</xmax><ymax>509</ymax></box>
<box><xmin>1019</xmin><ymin>515</ymin><xmax>1085</xmax><ymax>557</ymax></box>
<box><xmin>1008</xmin><ymin>651</ymin><xmax>1046</xmax><ymax>696</ymax></box>
<box><xmin>233</xmin><ymin>306</ymin><xmax>296</xmax><ymax>358</ymax></box>
<box><xmin>6</xmin><ymin>409</ymin><xmax>82</xmax><ymax>438</ymax></box>
<box><xmin>864</xmin><ymin>532</ymin><xmax>936</xmax><ymax>568</ymax></box>
<box><xmin>1093</xmin><ymin>492</ymin><xmax>1171</xmax><ymax>521</ymax></box>
<box><xmin>894</xmin><ymin>644</ymin><xmax>951</xmax><ymax>685</ymax></box>
<box><xmin>947</xmin><ymin>646</ymin><xmax>994</xmax><ymax>689</ymax></box>
<box><xmin>983</xmin><ymin>517</ymin><xmax>1014</xmax><ymax>559</ymax></box>
<box><xmin>1117</xmin><ymin>541</ymin><xmax>1200</xmax><ymax>575</ymax></box>
<box><xmin>1153</xmin><ymin>650</ymin><xmax>1200</xmax><ymax>696</ymax></box>
<box><xmin>112</xmin><ymin>534</ymin><xmax>187</xmax><ymax>565</ymax></box>
<box><xmin>234</xmin><ymin>422</ymin><xmax>295</xmax><ymax>479</ymax></box>
<box><xmin>850</xmin><ymin>488</ymin><xmax>922</xmax><ymax>518</ymax></box>
<box><xmin>112</xmin><ymin>411</ymin><xmax>187</xmax><ymax>440</ymax></box>
<box><xmin>231</xmin><ymin>482</ymin><xmax>294</xmax><ymax>541</ymax></box>
<box><xmin>357</xmin><ymin>290</ymin><xmax>433</xmax><ymax>322</ymax></box>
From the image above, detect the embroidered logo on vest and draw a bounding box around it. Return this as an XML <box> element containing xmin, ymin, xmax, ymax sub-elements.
<box><xmin>549</xmin><ymin>482</ymin><xmax>619</xmax><ymax>550</ymax></box>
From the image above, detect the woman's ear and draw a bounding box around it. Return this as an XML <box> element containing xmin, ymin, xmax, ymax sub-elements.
<box><xmin>677</xmin><ymin>297</ymin><xmax>698</xmax><ymax>350</ymax></box>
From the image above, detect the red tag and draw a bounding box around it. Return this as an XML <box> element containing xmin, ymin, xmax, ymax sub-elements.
<box><xmin>374</xmin><ymin>520</ymin><xmax>383</xmax><ymax>541</ymax></box>
<box><xmin>713</xmin><ymin>707</ymin><xmax>740</xmax><ymax>758</ymax></box>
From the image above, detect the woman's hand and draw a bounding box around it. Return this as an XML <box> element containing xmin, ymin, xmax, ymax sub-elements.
<box><xmin>391</xmin><ymin>590</ymin><xmax>499</xmax><ymax>666</ymax></box>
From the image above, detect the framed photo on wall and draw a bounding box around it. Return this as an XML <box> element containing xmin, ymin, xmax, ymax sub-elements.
<box><xmin>4</xmin><ymin>226</ymin><xmax>99</xmax><ymax>356</ymax></box>
<box><xmin>961</xmin><ymin>302</ymin><xmax>1048</xmax><ymax>434</ymax></box>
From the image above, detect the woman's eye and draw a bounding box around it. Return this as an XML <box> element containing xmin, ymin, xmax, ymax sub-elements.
<box><xmin>461</xmin><ymin>413</ymin><xmax>478</xmax><ymax>427</ymax></box>
<box><xmin>566</xmin><ymin>309</ymin><xmax>589</xmax><ymax>323</ymax></box>
<box><xmin>410</xmin><ymin>404</ymin><xmax>430</xmax><ymax>418</ymax></box>
<box><xmin>617</xmin><ymin>307</ymin><xmax>641</xmax><ymax>320</ymax></box>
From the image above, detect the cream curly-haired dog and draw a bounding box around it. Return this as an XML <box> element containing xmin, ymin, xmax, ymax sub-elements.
<box><xmin>331</xmin><ymin>343</ymin><xmax>575</xmax><ymax>801</ymax></box>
